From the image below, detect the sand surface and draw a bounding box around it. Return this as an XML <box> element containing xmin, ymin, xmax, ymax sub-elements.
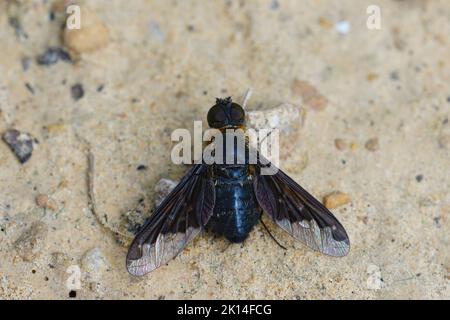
<box><xmin>0</xmin><ymin>0</ymin><xmax>449</xmax><ymax>299</ymax></box>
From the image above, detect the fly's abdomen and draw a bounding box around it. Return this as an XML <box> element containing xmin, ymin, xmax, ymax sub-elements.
<box><xmin>209</xmin><ymin>165</ymin><xmax>260</xmax><ymax>243</ymax></box>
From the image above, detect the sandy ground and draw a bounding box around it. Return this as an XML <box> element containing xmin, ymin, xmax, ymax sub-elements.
<box><xmin>0</xmin><ymin>0</ymin><xmax>449</xmax><ymax>299</ymax></box>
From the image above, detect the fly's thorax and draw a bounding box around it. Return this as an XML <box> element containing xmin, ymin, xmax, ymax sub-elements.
<box><xmin>213</xmin><ymin>164</ymin><xmax>249</xmax><ymax>180</ymax></box>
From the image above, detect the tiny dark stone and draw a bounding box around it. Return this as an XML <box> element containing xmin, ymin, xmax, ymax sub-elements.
<box><xmin>137</xmin><ymin>165</ymin><xmax>148</xmax><ymax>171</ymax></box>
<box><xmin>9</xmin><ymin>17</ymin><xmax>28</xmax><ymax>40</ymax></box>
<box><xmin>21</xmin><ymin>57</ymin><xmax>31</xmax><ymax>71</ymax></box>
<box><xmin>49</xmin><ymin>11</ymin><xmax>55</xmax><ymax>21</ymax></box>
<box><xmin>447</xmin><ymin>96</ymin><xmax>450</xmax><ymax>103</ymax></box>
<box><xmin>25</xmin><ymin>83</ymin><xmax>35</xmax><ymax>95</ymax></box>
<box><xmin>187</xmin><ymin>25</ymin><xmax>195</xmax><ymax>32</ymax></box>
<box><xmin>128</xmin><ymin>223</ymin><xmax>143</xmax><ymax>235</ymax></box>
<box><xmin>433</xmin><ymin>216</ymin><xmax>441</xmax><ymax>228</ymax></box>
<box><xmin>71</xmin><ymin>84</ymin><xmax>85</xmax><ymax>101</ymax></box>
<box><xmin>390</xmin><ymin>71</ymin><xmax>399</xmax><ymax>80</ymax></box>
<box><xmin>36</xmin><ymin>49</ymin><xmax>59</xmax><ymax>65</ymax></box>
<box><xmin>2</xmin><ymin>129</ymin><xmax>38</xmax><ymax>164</ymax></box>
<box><xmin>56</xmin><ymin>49</ymin><xmax>71</xmax><ymax>62</ymax></box>
<box><xmin>270</xmin><ymin>0</ymin><xmax>280</xmax><ymax>10</ymax></box>
<box><xmin>37</xmin><ymin>47</ymin><xmax>71</xmax><ymax>66</ymax></box>
<box><xmin>415</xmin><ymin>174</ymin><xmax>423</xmax><ymax>182</ymax></box>
<box><xmin>97</xmin><ymin>84</ymin><xmax>105</xmax><ymax>92</ymax></box>
<box><xmin>69</xmin><ymin>290</ymin><xmax>77</xmax><ymax>298</ymax></box>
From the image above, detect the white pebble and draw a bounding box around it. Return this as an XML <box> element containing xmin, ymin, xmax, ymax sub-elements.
<box><xmin>81</xmin><ymin>248</ymin><xmax>109</xmax><ymax>282</ymax></box>
<box><xmin>336</xmin><ymin>20</ymin><xmax>351</xmax><ymax>35</ymax></box>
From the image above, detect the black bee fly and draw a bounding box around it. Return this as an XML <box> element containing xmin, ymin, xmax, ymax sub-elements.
<box><xmin>126</xmin><ymin>97</ymin><xmax>350</xmax><ymax>276</ymax></box>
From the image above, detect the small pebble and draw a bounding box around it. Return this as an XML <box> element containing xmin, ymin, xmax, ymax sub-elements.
<box><xmin>49</xmin><ymin>252</ymin><xmax>71</xmax><ymax>272</ymax></box>
<box><xmin>2</xmin><ymin>129</ymin><xmax>38</xmax><ymax>164</ymax></box>
<box><xmin>44</xmin><ymin>123</ymin><xmax>66</xmax><ymax>135</ymax></box>
<box><xmin>270</xmin><ymin>0</ymin><xmax>280</xmax><ymax>10</ymax></box>
<box><xmin>81</xmin><ymin>248</ymin><xmax>109</xmax><ymax>282</ymax></box>
<box><xmin>246</xmin><ymin>103</ymin><xmax>304</xmax><ymax>133</ymax></box>
<box><xmin>367</xmin><ymin>73</ymin><xmax>379</xmax><ymax>81</ymax></box>
<box><xmin>36</xmin><ymin>47</ymin><xmax>71</xmax><ymax>65</ymax></box>
<box><xmin>137</xmin><ymin>165</ymin><xmax>148</xmax><ymax>171</ymax></box>
<box><xmin>323</xmin><ymin>191</ymin><xmax>352</xmax><ymax>209</ymax></box>
<box><xmin>35</xmin><ymin>194</ymin><xmax>58</xmax><ymax>211</ymax></box>
<box><xmin>357</xmin><ymin>216</ymin><xmax>369</xmax><ymax>224</ymax></box>
<box><xmin>390</xmin><ymin>71</ymin><xmax>399</xmax><ymax>81</ymax></box>
<box><xmin>438</xmin><ymin>134</ymin><xmax>450</xmax><ymax>149</ymax></box>
<box><xmin>335</xmin><ymin>20</ymin><xmax>351</xmax><ymax>35</ymax></box>
<box><xmin>9</xmin><ymin>16</ymin><xmax>28</xmax><ymax>41</ymax></box>
<box><xmin>154</xmin><ymin>178</ymin><xmax>178</xmax><ymax>207</ymax></box>
<box><xmin>365</xmin><ymin>137</ymin><xmax>379</xmax><ymax>152</ymax></box>
<box><xmin>334</xmin><ymin>138</ymin><xmax>347</xmax><ymax>151</ymax></box>
<box><xmin>71</xmin><ymin>84</ymin><xmax>85</xmax><ymax>101</ymax></box>
<box><xmin>149</xmin><ymin>21</ymin><xmax>165</xmax><ymax>42</ymax></box>
<box><xmin>291</xmin><ymin>79</ymin><xmax>328</xmax><ymax>111</ymax></box>
<box><xmin>433</xmin><ymin>216</ymin><xmax>441</xmax><ymax>228</ymax></box>
<box><xmin>415</xmin><ymin>174</ymin><xmax>423</xmax><ymax>182</ymax></box>
<box><xmin>21</xmin><ymin>57</ymin><xmax>31</xmax><ymax>71</ymax></box>
<box><xmin>124</xmin><ymin>199</ymin><xmax>148</xmax><ymax>235</ymax></box>
<box><xmin>64</xmin><ymin>9</ymin><xmax>110</xmax><ymax>54</ymax></box>
<box><xmin>318</xmin><ymin>17</ymin><xmax>332</xmax><ymax>30</ymax></box>
<box><xmin>14</xmin><ymin>222</ymin><xmax>48</xmax><ymax>262</ymax></box>
<box><xmin>25</xmin><ymin>83</ymin><xmax>35</xmax><ymax>95</ymax></box>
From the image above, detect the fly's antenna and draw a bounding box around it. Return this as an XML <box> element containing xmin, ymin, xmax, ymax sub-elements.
<box><xmin>215</xmin><ymin>97</ymin><xmax>232</xmax><ymax>106</ymax></box>
<box><xmin>260</xmin><ymin>217</ymin><xmax>287</xmax><ymax>250</ymax></box>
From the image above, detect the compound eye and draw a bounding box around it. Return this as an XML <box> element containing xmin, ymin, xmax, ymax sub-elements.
<box><xmin>230</xmin><ymin>104</ymin><xmax>244</xmax><ymax>122</ymax></box>
<box><xmin>213</xmin><ymin>108</ymin><xmax>227</xmax><ymax>122</ymax></box>
<box><xmin>207</xmin><ymin>106</ymin><xmax>227</xmax><ymax>127</ymax></box>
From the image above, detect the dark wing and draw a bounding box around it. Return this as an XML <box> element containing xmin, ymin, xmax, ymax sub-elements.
<box><xmin>253</xmin><ymin>157</ymin><xmax>350</xmax><ymax>257</ymax></box>
<box><xmin>126</xmin><ymin>164</ymin><xmax>215</xmax><ymax>276</ymax></box>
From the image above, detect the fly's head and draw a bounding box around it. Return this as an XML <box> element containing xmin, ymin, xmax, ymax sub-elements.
<box><xmin>207</xmin><ymin>97</ymin><xmax>245</xmax><ymax>129</ymax></box>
